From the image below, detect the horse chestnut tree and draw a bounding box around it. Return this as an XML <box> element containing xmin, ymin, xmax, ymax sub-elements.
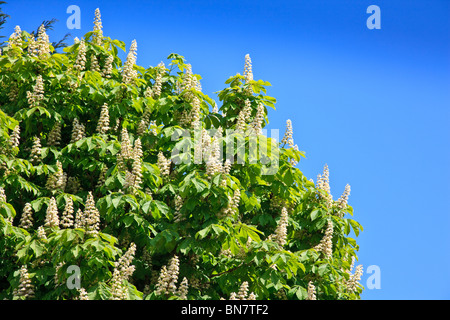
<box><xmin>0</xmin><ymin>9</ymin><xmax>363</xmax><ymax>300</ymax></box>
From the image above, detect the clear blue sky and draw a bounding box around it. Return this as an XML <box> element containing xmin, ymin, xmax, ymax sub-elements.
<box><xmin>3</xmin><ymin>0</ymin><xmax>449</xmax><ymax>300</ymax></box>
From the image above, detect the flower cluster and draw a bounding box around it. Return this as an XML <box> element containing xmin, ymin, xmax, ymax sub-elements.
<box><xmin>96</xmin><ymin>166</ymin><xmax>108</xmax><ymax>189</ymax></box>
<box><xmin>314</xmin><ymin>220</ymin><xmax>334</xmax><ymax>258</ymax></box>
<box><xmin>274</xmin><ymin>289</ymin><xmax>288</xmax><ymax>300</ymax></box>
<box><xmin>102</xmin><ymin>54</ymin><xmax>114</xmax><ymax>78</ymax></box>
<box><xmin>110</xmin><ymin>243</ymin><xmax>137</xmax><ymax>300</ymax></box>
<box><xmin>346</xmin><ymin>257</ymin><xmax>363</xmax><ymax>293</ymax></box>
<box><xmin>155</xmin><ymin>255</ymin><xmax>180</xmax><ymax>296</ymax></box>
<box><xmin>220</xmin><ymin>158</ymin><xmax>232</xmax><ymax>186</ymax></box>
<box><xmin>122</xmin><ymin>40</ymin><xmax>138</xmax><ymax>84</ymax></box>
<box><xmin>177</xmin><ymin>107</ymin><xmax>197</xmax><ymax>129</ymax></box>
<box><xmin>90</xmin><ymin>55</ymin><xmax>100</xmax><ymax>72</ymax></box>
<box><xmin>30</xmin><ymin>137</ymin><xmax>42</xmax><ymax>163</ymax></box>
<box><xmin>281</xmin><ymin>119</ymin><xmax>300</xmax><ymax>165</ymax></box>
<box><xmin>125</xmin><ymin>139</ymin><xmax>143</xmax><ymax>192</ymax></box>
<box><xmin>205</xmin><ymin>132</ymin><xmax>223</xmax><ymax>179</ymax></box>
<box><xmin>316</xmin><ymin>164</ymin><xmax>333</xmax><ymax>207</ymax></box>
<box><xmin>19</xmin><ymin>203</ymin><xmax>33</xmax><ymax>229</ymax></box>
<box><xmin>193</xmin><ymin>129</ymin><xmax>207</xmax><ymax>164</ymax></box>
<box><xmin>26</xmin><ymin>75</ymin><xmax>44</xmax><ymax>107</ymax></box>
<box><xmin>37</xmin><ymin>226</ymin><xmax>46</xmax><ymax>239</ymax></box>
<box><xmin>60</xmin><ymin>197</ymin><xmax>74</xmax><ymax>228</ymax></box>
<box><xmin>237</xmin><ymin>281</ymin><xmax>249</xmax><ymax>299</ymax></box>
<box><xmin>83</xmin><ymin>192</ymin><xmax>101</xmax><ymax>236</ymax></box>
<box><xmin>134</xmin><ymin>138</ymin><xmax>143</xmax><ymax>165</ymax></box>
<box><xmin>272</xmin><ymin>207</ymin><xmax>289</xmax><ymax>247</ymax></box>
<box><xmin>73</xmin><ymin>192</ymin><xmax>100</xmax><ymax>235</ymax></box>
<box><xmin>176</xmin><ymin>277</ymin><xmax>189</xmax><ymax>300</ymax></box>
<box><xmin>8</xmin><ymin>82</ymin><xmax>19</xmax><ymax>102</ymax></box>
<box><xmin>74</xmin><ymin>208</ymin><xmax>84</xmax><ymax>229</ymax></box>
<box><xmin>243</xmin><ymin>54</ymin><xmax>253</xmax><ymax>95</ymax></box>
<box><xmin>236</xmin><ymin>99</ymin><xmax>252</xmax><ymax>132</ymax></box>
<box><xmin>137</xmin><ymin>110</ymin><xmax>151</xmax><ymax>135</ymax></box>
<box><xmin>117</xmin><ymin>129</ymin><xmax>143</xmax><ymax>190</ymax></box>
<box><xmin>223</xmin><ymin>159</ymin><xmax>232</xmax><ymax>175</ymax></box>
<box><xmin>180</xmin><ymin>63</ymin><xmax>201</xmax><ymax>95</ymax></box>
<box><xmin>27</xmin><ymin>36</ymin><xmax>38</xmax><ymax>57</ymax></box>
<box><xmin>306</xmin><ymin>281</ymin><xmax>317</xmax><ymax>300</ymax></box>
<box><xmin>74</xmin><ymin>39</ymin><xmax>87</xmax><ymax>72</ymax></box>
<box><xmin>13</xmin><ymin>265</ymin><xmax>35</xmax><ymax>299</ymax></box>
<box><xmin>70</xmin><ymin>118</ymin><xmax>86</xmax><ymax>143</ymax></box>
<box><xmin>118</xmin><ymin>127</ymin><xmax>133</xmax><ymax>161</ymax></box>
<box><xmin>77</xmin><ymin>288</ymin><xmax>89</xmax><ymax>300</ymax></box>
<box><xmin>243</xmin><ymin>54</ymin><xmax>253</xmax><ymax>82</ymax></box>
<box><xmin>47</xmin><ymin>122</ymin><xmax>61</xmax><ymax>146</ymax></box>
<box><xmin>157</xmin><ymin>152</ymin><xmax>171</xmax><ymax>177</ymax></box>
<box><xmin>336</xmin><ymin>184</ymin><xmax>351</xmax><ymax>210</ymax></box>
<box><xmin>186</xmin><ymin>275</ymin><xmax>208</xmax><ymax>292</ymax></box>
<box><xmin>115</xmin><ymin>243</ymin><xmax>137</xmax><ymax>278</ymax></box>
<box><xmin>174</xmin><ymin>195</ymin><xmax>184</xmax><ymax>223</ymax></box>
<box><xmin>219</xmin><ymin>188</ymin><xmax>240</xmax><ymax>218</ymax></box>
<box><xmin>228</xmin><ymin>281</ymin><xmax>256</xmax><ymax>300</ymax></box>
<box><xmin>96</xmin><ymin>103</ymin><xmax>110</xmax><ymax>134</ymax></box>
<box><xmin>110</xmin><ymin>268</ymin><xmax>128</xmax><ymax>299</ymax></box>
<box><xmin>190</xmin><ymin>96</ymin><xmax>202</xmax><ymax>129</ymax></box>
<box><xmin>9</xmin><ymin>125</ymin><xmax>20</xmax><ymax>148</ymax></box>
<box><xmin>46</xmin><ymin>160</ymin><xmax>66</xmax><ymax>191</ymax></box>
<box><xmin>151</xmin><ymin>62</ymin><xmax>165</xmax><ymax>98</ymax></box>
<box><xmin>8</xmin><ymin>25</ymin><xmax>23</xmax><ymax>48</ymax></box>
<box><xmin>44</xmin><ymin>197</ymin><xmax>59</xmax><ymax>228</ymax></box>
<box><xmin>36</xmin><ymin>24</ymin><xmax>51</xmax><ymax>59</ymax></box>
<box><xmin>316</xmin><ymin>164</ymin><xmax>330</xmax><ymax>193</ymax></box>
<box><xmin>54</xmin><ymin>262</ymin><xmax>64</xmax><ymax>286</ymax></box>
<box><xmin>249</xmin><ymin>103</ymin><xmax>265</xmax><ymax>136</ymax></box>
<box><xmin>281</xmin><ymin>119</ymin><xmax>293</xmax><ymax>146</ymax></box>
<box><xmin>93</xmin><ymin>8</ymin><xmax>103</xmax><ymax>46</ymax></box>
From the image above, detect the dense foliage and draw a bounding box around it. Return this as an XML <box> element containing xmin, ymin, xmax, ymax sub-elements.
<box><xmin>0</xmin><ymin>9</ymin><xmax>363</xmax><ymax>300</ymax></box>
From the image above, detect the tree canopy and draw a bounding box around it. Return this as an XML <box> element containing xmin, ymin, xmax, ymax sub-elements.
<box><xmin>0</xmin><ymin>9</ymin><xmax>363</xmax><ymax>300</ymax></box>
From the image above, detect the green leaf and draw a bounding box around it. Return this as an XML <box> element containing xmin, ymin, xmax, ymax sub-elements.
<box><xmin>111</xmin><ymin>195</ymin><xmax>123</xmax><ymax>209</ymax></box>
<box><xmin>29</xmin><ymin>240</ymin><xmax>45</xmax><ymax>258</ymax></box>
<box><xmin>111</xmin><ymin>39</ymin><xmax>126</xmax><ymax>51</ymax></box>
<box><xmin>141</xmin><ymin>201</ymin><xmax>152</xmax><ymax>215</ymax></box>
<box><xmin>310</xmin><ymin>209</ymin><xmax>320</xmax><ymax>221</ymax></box>
<box><xmin>195</xmin><ymin>225</ymin><xmax>211</xmax><ymax>240</ymax></box>
<box><xmin>349</xmin><ymin>219</ymin><xmax>362</xmax><ymax>237</ymax></box>
<box><xmin>91</xmin><ymin>282</ymin><xmax>111</xmax><ymax>300</ymax></box>
<box><xmin>283</xmin><ymin>167</ymin><xmax>295</xmax><ymax>186</ymax></box>
<box><xmin>191</xmin><ymin>177</ymin><xmax>207</xmax><ymax>193</ymax></box>
<box><xmin>317</xmin><ymin>263</ymin><xmax>329</xmax><ymax>276</ymax></box>
<box><xmin>295</xmin><ymin>286</ymin><xmax>307</xmax><ymax>300</ymax></box>
<box><xmin>178</xmin><ymin>237</ymin><xmax>194</xmax><ymax>255</ymax></box>
<box><xmin>153</xmin><ymin>200</ymin><xmax>169</xmax><ymax>218</ymax></box>
<box><xmin>0</xmin><ymin>203</ymin><xmax>16</xmax><ymax>219</ymax></box>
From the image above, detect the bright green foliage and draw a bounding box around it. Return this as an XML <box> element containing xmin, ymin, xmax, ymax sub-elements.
<box><xmin>0</xmin><ymin>13</ymin><xmax>363</xmax><ymax>300</ymax></box>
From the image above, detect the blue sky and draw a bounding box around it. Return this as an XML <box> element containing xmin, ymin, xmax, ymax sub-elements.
<box><xmin>2</xmin><ymin>0</ymin><xmax>449</xmax><ymax>299</ymax></box>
